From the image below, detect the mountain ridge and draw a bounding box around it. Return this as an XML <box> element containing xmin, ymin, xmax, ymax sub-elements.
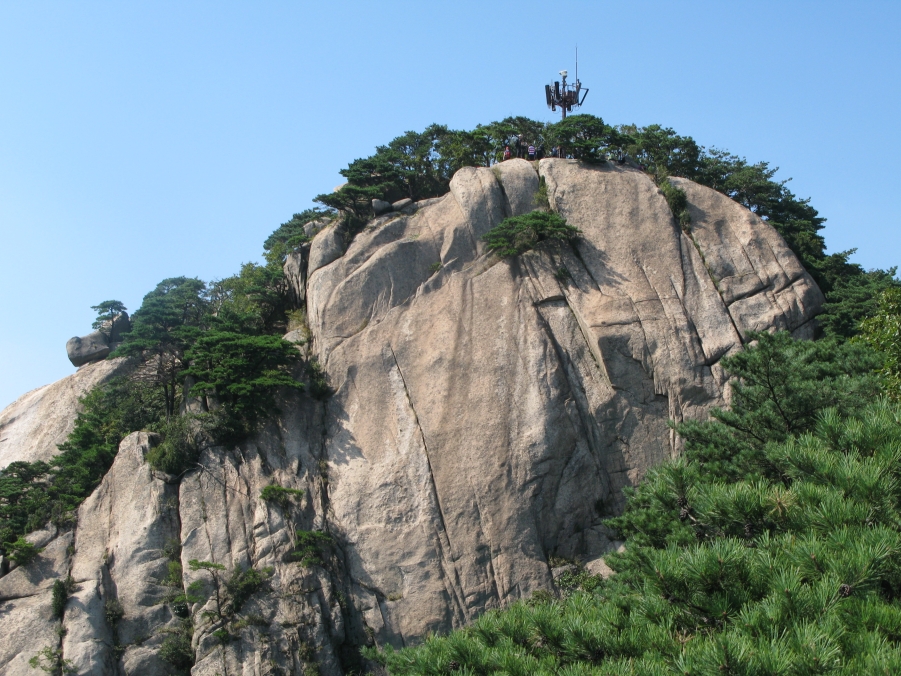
<box><xmin>0</xmin><ymin>157</ymin><xmax>823</xmax><ymax>675</ymax></box>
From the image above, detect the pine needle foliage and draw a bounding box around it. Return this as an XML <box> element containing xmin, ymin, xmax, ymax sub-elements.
<box><xmin>371</xmin><ymin>334</ymin><xmax>901</xmax><ymax>675</ymax></box>
<box><xmin>482</xmin><ymin>211</ymin><xmax>581</xmax><ymax>258</ymax></box>
<box><xmin>858</xmin><ymin>286</ymin><xmax>901</xmax><ymax>399</ymax></box>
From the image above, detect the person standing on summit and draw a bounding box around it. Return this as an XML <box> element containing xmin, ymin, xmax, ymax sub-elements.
<box><xmin>527</xmin><ymin>144</ymin><xmax>536</xmax><ymax>160</ymax></box>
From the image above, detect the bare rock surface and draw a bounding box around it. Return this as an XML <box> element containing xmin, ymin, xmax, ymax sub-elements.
<box><xmin>66</xmin><ymin>330</ymin><xmax>112</xmax><ymax>367</ymax></box>
<box><xmin>0</xmin><ymin>357</ymin><xmax>130</xmax><ymax>469</ymax></box>
<box><xmin>307</xmin><ymin>159</ymin><xmax>824</xmax><ymax>647</ymax></box>
<box><xmin>308</xmin><ymin>222</ymin><xmax>347</xmax><ymax>279</ymax></box>
<box><xmin>0</xmin><ymin>161</ymin><xmax>823</xmax><ymax>673</ymax></box>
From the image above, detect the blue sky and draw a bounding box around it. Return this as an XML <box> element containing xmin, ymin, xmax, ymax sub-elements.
<box><xmin>1</xmin><ymin>1</ymin><xmax>899</xmax><ymax>409</ymax></box>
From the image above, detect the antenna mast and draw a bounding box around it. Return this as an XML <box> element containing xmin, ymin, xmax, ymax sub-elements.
<box><xmin>544</xmin><ymin>51</ymin><xmax>588</xmax><ymax>120</ymax></box>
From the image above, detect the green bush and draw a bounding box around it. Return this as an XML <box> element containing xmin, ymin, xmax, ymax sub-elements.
<box><xmin>224</xmin><ymin>566</ymin><xmax>272</xmax><ymax>615</ymax></box>
<box><xmin>260</xmin><ymin>484</ymin><xmax>303</xmax><ymax>509</ymax></box>
<box><xmin>291</xmin><ymin>530</ymin><xmax>333</xmax><ymax>567</ymax></box>
<box><xmin>51</xmin><ymin>579</ymin><xmax>67</xmax><ymax>619</ymax></box>
<box><xmin>658</xmin><ymin>177</ymin><xmax>691</xmax><ymax>228</ymax></box>
<box><xmin>262</xmin><ymin>208</ymin><xmax>330</xmax><ymax>265</ymax></box>
<box><xmin>370</xmin><ymin>334</ymin><xmax>901</xmax><ymax>675</ymax></box>
<box><xmin>858</xmin><ymin>286</ymin><xmax>901</xmax><ymax>398</ymax></box>
<box><xmin>159</xmin><ymin>623</ymin><xmax>194</xmax><ymax>672</ymax></box>
<box><xmin>28</xmin><ymin>646</ymin><xmax>76</xmax><ymax>675</ymax></box>
<box><xmin>5</xmin><ymin>536</ymin><xmax>40</xmax><ymax>565</ymax></box>
<box><xmin>145</xmin><ymin>415</ymin><xmax>200</xmax><ymax>475</ymax></box>
<box><xmin>212</xmin><ymin>628</ymin><xmax>232</xmax><ymax>645</ymax></box>
<box><xmin>105</xmin><ymin>598</ymin><xmax>125</xmax><ymax>628</ymax></box>
<box><xmin>482</xmin><ymin>211</ymin><xmax>581</xmax><ymax>258</ymax></box>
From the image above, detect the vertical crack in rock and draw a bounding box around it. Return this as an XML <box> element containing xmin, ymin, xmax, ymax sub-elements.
<box><xmin>386</xmin><ymin>345</ymin><xmax>470</xmax><ymax>626</ymax></box>
<box><xmin>0</xmin><ymin>161</ymin><xmax>828</xmax><ymax>669</ymax></box>
<box><xmin>681</xmin><ymin>229</ymin><xmax>745</xmax><ymax>343</ymax></box>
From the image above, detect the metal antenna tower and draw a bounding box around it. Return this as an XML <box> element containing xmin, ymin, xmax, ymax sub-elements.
<box><xmin>544</xmin><ymin>48</ymin><xmax>588</xmax><ymax>119</ymax></box>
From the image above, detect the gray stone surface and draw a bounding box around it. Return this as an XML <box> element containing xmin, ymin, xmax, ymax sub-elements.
<box><xmin>284</xmin><ymin>246</ymin><xmax>309</xmax><ymax>305</ymax></box>
<box><xmin>0</xmin><ymin>161</ymin><xmax>824</xmax><ymax>673</ymax></box>
<box><xmin>107</xmin><ymin>312</ymin><xmax>131</xmax><ymax>344</ymax></box>
<box><xmin>371</xmin><ymin>199</ymin><xmax>392</xmax><ymax>216</ymax></box>
<box><xmin>305</xmin><ymin>159</ymin><xmax>823</xmax><ymax>647</ymax></box>
<box><xmin>0</xmin><ymin>357</ymin><xmax>130</xmax><ymax>469</ymax></box>
<box><xmin>670</xmin><ymin>176</ymin><xmax>824</xmax><ymax>338</ymax></box>
<box><xmin>304</xmin><ymin>216</ymin><xmax>332</xmax><ymax>239</ymax></box>
<box><xmin>66</xmin><ymin>330</ymin><xmax>111</xmax><ymax>367</ymax></box>
<box><xmin>492</xmin><ymin>157</ymin><xmax>540</xmax><ymax>216</ymax></box>
<box><xmin>391</xmin><ymin>198</ymin><xmax>414</xmax><ymax>212</ymax></box>
<box><xmin>307</xmin><ymin>222</ymin><xmax>347</xmax><ymax>279</ymax></box>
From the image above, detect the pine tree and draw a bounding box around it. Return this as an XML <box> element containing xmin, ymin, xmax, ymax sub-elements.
<box><xmin>370</xmin><ymin>334</ymin><xmax>901</xmax><ymax>675</ymax></box>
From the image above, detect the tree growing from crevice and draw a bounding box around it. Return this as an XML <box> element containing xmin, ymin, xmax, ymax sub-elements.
<box><xmin>482</xmin><ymin>211</ymin><xmax>581</xmax><ymax>258</ymax></box>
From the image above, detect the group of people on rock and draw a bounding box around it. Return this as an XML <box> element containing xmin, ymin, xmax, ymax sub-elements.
<box><xmin>502</xmin><ymin>134</ymin><xmax>559</xmax><ymax>162</ymax></box>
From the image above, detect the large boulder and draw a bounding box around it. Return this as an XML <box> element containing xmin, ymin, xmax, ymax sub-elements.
<box><xmin>305</xmin><ymin>159</ymin><xmax>824</xmax><ymax>646</ymax></box>
<box><xmin>284</xmin><ymin>245</ymin><xmax>310</xmax><ymax>305</ymax></box>
<box><xmin>106</xmin><ymin>312</ymin><xmax>131</xmax><ymax>344</ymax></box>
<box><xmin>371</xmin><ymin>198</ymin><xmax>392</xmax><ymax>216</ymax></box>
<box><xmin>66</xmin><ymin>330</ymin><xmax>110</xmax><ymax>367</ymax></box>
<box><xmin>307</xmin><ymin>222</ymin><xmax>347</xmax><ymax>279</ymax></box>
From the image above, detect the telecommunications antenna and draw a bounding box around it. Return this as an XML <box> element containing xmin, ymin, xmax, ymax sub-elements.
<box><xmin>544</xmin><ymin>47</ymin><xmax>589</xmax><ymax>119</ymax></box>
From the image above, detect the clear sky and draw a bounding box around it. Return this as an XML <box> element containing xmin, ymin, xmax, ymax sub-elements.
<box><xmin>1</xmin><ymin>1</ymin><xmax>899</xmax><ymax>409</ymax></box>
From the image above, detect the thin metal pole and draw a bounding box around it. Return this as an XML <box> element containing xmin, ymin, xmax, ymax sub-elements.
<box><xmin>562</xmin><ymin>73</ymin><xmax>567</xmax><ymax>119</ymax></box>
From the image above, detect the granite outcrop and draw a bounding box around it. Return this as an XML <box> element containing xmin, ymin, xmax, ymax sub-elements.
<box><xmin>0</xmin><ymin>158</ymin><xmax>823</xmax><ymax>674</ymax></box>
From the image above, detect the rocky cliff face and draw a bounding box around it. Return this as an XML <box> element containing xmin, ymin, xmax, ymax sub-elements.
<box><xmin>0</xmin><ymin>358</ymin><xmax>130</xmax><ymax>469</ymax></box>
<box><xmin>0</xmin><ymin>159</ymin><xmax>823</xmax><ymax>674</ymax></box>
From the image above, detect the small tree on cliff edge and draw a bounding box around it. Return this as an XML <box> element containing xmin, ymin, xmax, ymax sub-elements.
<box><xmin>91</xmin><ymin>300</ymin><xmax>127</xmax><ymax>338</ymax></box>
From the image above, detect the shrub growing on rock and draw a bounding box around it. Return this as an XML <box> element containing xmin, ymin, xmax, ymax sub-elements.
<box><xmin>369</xmin><ymin>334</ymin><xmax>901</xmax><ymax>675</ymax></box>
<box><xmin>260</xmin><ymin>484</ymin><xmax>303</xmax><ymax>509</ymax></box>
<box><xmin>51</xmin><ymin>579</ymin><xmax>68</xmax><ymax>619</ymax></box>
<box><xmin>291</xmin><ymin>530</ymin><xmax>333</xmax><ymax>567</ymax></box>
<box><xmin>158</xmin><ymin>622</ymin><xmax>194</xmax><ymax>672</ymax></box>
<box><xmin>482</xmin><ymin>211</ymin><xmax>581</xmax><ymax>258</ymax></box>
<box><xmin>4</xmin><ymin>536</ymin><xmax>40</xmax><ymax>565</ymax></box>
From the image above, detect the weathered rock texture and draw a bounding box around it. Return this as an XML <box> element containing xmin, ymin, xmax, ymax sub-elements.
<box><xmin>65</xmin><ymin>314</ymin><xmax>130</xmax><ymax>367</ymax></box>
<box><xmin>66</xmin><ymin>330</ymin><xmax>112</xmax><ymax>367</ymax></box>
<box><xmin>0</xmin><ymin>357</ymin><xmax>130</xmax><ymax>469</ymax></box>
<box><xmin>0</xmin><ymin>159</ymin><xmax>823</xmax><ymax>673</ymax></box>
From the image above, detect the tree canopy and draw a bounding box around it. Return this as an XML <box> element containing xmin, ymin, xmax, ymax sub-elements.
<box><xmin>372</xmin><ymin>335</ymin><xmax>901</xmax><ymax>675</ymax></box>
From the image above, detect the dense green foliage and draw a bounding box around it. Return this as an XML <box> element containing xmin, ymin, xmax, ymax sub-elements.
<box><xmin>372</xmin><ymin>335</ymin><xmax>901</xmax><ymax>675</ymax></box>
<box><xmin>51</xmin><ymin>577</ymin><xmax>75</xmax><ymax>619</ymax></box>
<box><xmin>482</xmin><ymin>211</ymin><xmax>582</xmax><ymax>258</ymax></box>
<box><xmin>4</xmin><ymin>535</ymin><xmax>41</xmax><ymax>565</ymax></box>
<box><xmin>291</xmin><ymin>530</ymin><xmax>333</xmax><ymax>567</ymax></box>
<box><xmin>817</xmin><ymin>268</ymin><xmax>898</xmax><ymax>341</ymax></box>
<box><xmin>159</xmin><ymin>622</ymin><xmax>194</xmax><ymax>672</ymax></box>
<box><xmin>184</xmin><ymin>332</ymin><xmax>301</xmax><ymax>423</ymax></box>
<box><xmin>316</xmin><ymin>115</ymin><xmax>897</xmax><ymax>310</ymax></box>
<box><xmin>658</xmin><ymin>178</ymin><xmax>691</xmax><ymax>228</ymax></box>
<box><xmin>675</xmin><ymin>331</ymin><xmax>882</xmax><ymax>483</ymax></box>
<box><xmin>0</xmin><ymin>377</ymin><xmax>166</xmax><ymax>555</ymax></box>
<box><xmin>260</xmin><ymin>483</ymin><xmax>304</xmax><ymax>509</ymax></box>
<box><xmin>858</xmin><ymin>287</ymin><xmax>901</xmax><ymax>398</ymax></box>
<box><xmin>0</xmin><ymin>208</ymin><xmax>319</xmax><ymax>553</ymax></box>
<box><xmin>262</xmin><ymin>208</ymin><xmax>331</xmax><ymax>265</ymax></box>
